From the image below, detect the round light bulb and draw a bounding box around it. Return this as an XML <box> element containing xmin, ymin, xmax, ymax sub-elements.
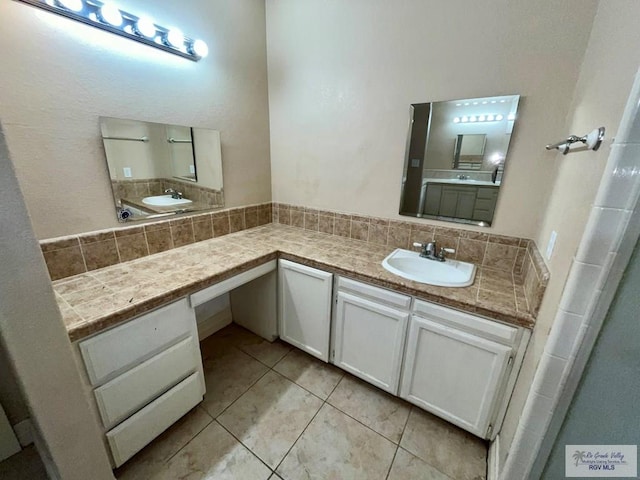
<box><xmin>461</xmin><ymin>116</ymin><xmax>469</xmax><ymax>123</ymax></box>
<box><xmin>135</xmin><ymin>17</ymin><xmax>156</xmax><ymax>38</ymax></box>
<box><xmin>166</xmin><ymin>29</ymin><xmax>185</xmax><ymax>49</ymax></box>
<box><xmin>478</xmin><ymin>115</ymin><xmax>486</xmax><ymax>122</ymax></box>
<box><xmin>455</xmin><ymin>103</ymin><xmax>461</xmax><ymax>107</ymax></box>
<box><xmin>491</xmin><ymin>100</ymin><xmax>497</xmax><ymax>104</ymax></box>
<box><xmin>99</xmin><ymin>4</ymin><xmax>122</xmax><ymax>26</ymax></box>
<box><xmin>473</xmin><ymin>101</ymin><xmax>478</xmax><ymax>105</ymax></box>
<box><xmin>487</xmin><ymin>114</ymin><xmax>495</xmax><ymax>121</ymax></box>
<box><xmin>58</xmin><ymin>0</ymin><xmax>83</xmax><ymax>12</ymax></box>
<box><xmin>464</xmin><ymin>102</ymin><xmax>470</xmax><ymax>106</ymax></box>
<box><xmin>496</xmin><ymin>114</ymin><xmax>504</xmax><ymax>121</ymax></box>
<box><xmin>453</xmin><ymin>117</ymin><xmax>460</xmax><ymax>124</ymax></box>
<box><xmin>482</xmin><ymin>101</ymin><xmax>488</xmax><ymax>104</ymax></box>
<box><xmin>469</xmin><ymin>115</ymin><xmax>477</xmax><ymax>122</ymax></box>
<box><xmin>507</xmin><ymin>113</ymin><xmax>516</xmax><ymax>121</ymax></box>
<box><xmin>191</xmin><ymin>39</ymin><xmax>209</xmax><ymax>58</ymax></box>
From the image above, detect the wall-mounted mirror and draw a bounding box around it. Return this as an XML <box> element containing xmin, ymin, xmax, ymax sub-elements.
<box><xmin>100</xmin><ymin>117</ymin><xmax>224</xmax><ymax>222</ymax></box>
<box><xmin>400</xmin><ymin>94</ymin><xmax>520</xmax><ymax>226</ymax></box>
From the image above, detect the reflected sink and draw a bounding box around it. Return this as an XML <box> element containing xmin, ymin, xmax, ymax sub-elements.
<box><xmin>382</xmin><ymin>249</ymin><xmax>476</xmax><ymax>287</ymax></box>
<box><xmin>142</xmin><ymin>195</ymin><xmax>193</xmax><ymax>207</ymax></box>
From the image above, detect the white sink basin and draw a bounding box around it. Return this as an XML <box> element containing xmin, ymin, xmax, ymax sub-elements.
<box><xmin>142</xmin><ymin>195</ymin><xmax>193</xmax><ymax>207</ymax></box>
<box><xmin>382</xmin><ymin>249</ymin><xmax>476</xmax><ymax>287</ymax></box>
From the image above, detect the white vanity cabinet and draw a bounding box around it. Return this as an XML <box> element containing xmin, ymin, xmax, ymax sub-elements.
<box><xmin>331</xmin><ymin>278</ymin><xmax>410</xmax><ymax>394</ymax></box>
<box><xmin>76</xmin><ymin>298</ymin><xmax>205</xmax><ymax>468</ymax></box>
<box><xmin>278</xmin><ymin>259</ymin><xmax>333</xmax><ymax>361</ymax></box>
<box><xmin>400</xmin><ymin>300</ymin><xmax>525</xmax><ymax>439</ymax></box>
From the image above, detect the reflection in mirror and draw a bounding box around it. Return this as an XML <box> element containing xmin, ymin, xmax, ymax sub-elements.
<box><xmin>400</xmin><ymin>94</ymin><xmax>520</xmax><ymax>226</ymax></box>
<box><xmin>100</xmin><ymin>117</ymin><xmax>224</xmax><ymax>222</ymax></box>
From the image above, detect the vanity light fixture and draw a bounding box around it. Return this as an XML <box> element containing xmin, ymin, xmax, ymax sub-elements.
<box><xmin>453</xmin><ymin>113</ymin><xmax>508</xmax><ymax>124</ymax></box>
<box><xmin>17</xmin><ymin>0</ymin><xmax>209</xmax><ymax>61</ymax></box>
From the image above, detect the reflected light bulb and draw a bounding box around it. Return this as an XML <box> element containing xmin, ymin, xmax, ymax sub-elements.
<box><xmin>453</xmin><ymin>117</ymin><xmax>460</xmax><ymax>124</ymax></box>
<box><xmin>135</xmin><ymin>17</ymin><xmax>156</xmax><ymax>38</ymax></box>
<box><xmin>191</xmin><ymin>39</ymin><xmax>209</xmax><ymax>58</ymax></box>
<box><xmin>461</xmin><ymin>116</ymin><xmax>469</xmax><ymax>123</ymax></box>
<box><xmin>469</xmin><ymin>115</ymin><xmax>477</xmax><ymax>122</ymax></box>
<box><xmin>496</xmin><ymin>114</ymin><xmax>504</xmax><ymax>121</ymax></box>
<box><xmin>487</xmin><ymin>114</ymin><xmax>495</xmax><ymax>121</ymax></box>
<box><xmin>478</xmin><ymin>115</ymin><xmax>486</xmax><ymax>122</ymax></box>
<box><xmin>507</xmin><ymin>113</ymin><xmax>516</xmax><ymax>121</ymax></box>
<box><xmin>166</xmin><ymin>29</ymin><xmax>185</xmax><ymax>48</ymax></box>
<box><xmin>57</xmin><ymin>0</ymin><xmax>83</xmax><ymax>12</ymax></box>
<box><xmin>99</xmin><ymin>4</ymin><xmax>123</xmax><ymax>26</ymax></box>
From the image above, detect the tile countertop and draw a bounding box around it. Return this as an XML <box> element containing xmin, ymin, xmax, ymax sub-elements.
<box><xmin>53</xmin><ymin>224</ymin><xmax>535</xmax><ymax>342</ymax></box>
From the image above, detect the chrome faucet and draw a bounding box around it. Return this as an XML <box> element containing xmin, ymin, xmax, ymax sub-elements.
<box><xmin>457</xmin><ymin>174</ymin><xmax>469</xmax><ymax>180</ymax></box>
<box><xmin>413</xmin><ymin>241</ymin><xmax>455</xmax><ymax>262</ymax></box>
<box><xmin>164</xmin><ymin>188</ymin><xmax>183</xmax><ymax>199</ymax></box>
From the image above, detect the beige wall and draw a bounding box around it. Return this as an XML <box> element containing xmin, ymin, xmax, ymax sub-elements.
<box><xmin>0</xmin><ymin>0</ymin><xmax>271</xmax><ymax>239</ymax></box>
<box><xmin>0</xmin><ymin>125</ymin><xmax>114</xmax><ymax>478</ymax></box>
<box><xmin>498</xmin><ymin>1</ymin><xmax>640</xmax><ymax>470</ymax></box>
<box><xmin>266</xmin><ymin>0</ymin><xmax>597</xmax><ymax>239</ymax></box>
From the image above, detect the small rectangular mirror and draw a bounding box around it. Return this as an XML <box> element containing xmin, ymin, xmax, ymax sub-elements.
<box><xmin>400</xmin><ymin>94</ymin><xmax>520</xmax><ymax>226</ymax></box>
<box><xmin>100</xmin><ymin>117</ymin><xmax>224</xmax><ymax>222</ymax></box>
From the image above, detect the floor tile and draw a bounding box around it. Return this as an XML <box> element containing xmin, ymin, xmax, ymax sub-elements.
<box><xmin>276</xmin><ymin>404</ymin><xmax>396</xmax><ymax>480</ymax></box>
<box><xmin>200</xmin><ymin>348</ymin><xmax>269</xmax><ymax>418</ymax></box>
<box><xmin>200</xmin><ymin>323</ymin><xmax>263</xmax><ymax>360</ymax></box>
<box><xmin>400</xmin><ymin>408</ymin><xmax>487</xmax><ymax>480</ymax></box>
<box><xmin>218</xmin><ymin>370</ymin><xmax>322</xmax><ymax>469</ymax></box>
<box><xmin>238</xmin><ymin>339</ymin><xmax>292</xmax><ymax>367</ymax></box>
<box><xmin>328</xmin><ymin>374</ymin><xmax>410</xmax><ymax>443</ymax></box>
<box><xmin>0</xmin><ymin>445</ymin><xmax>48</xmax><ymax>480</ymax></box>
<box><xmin>273</xmin><ymin>349</ymin><xmax>343</xmax><ymax>399</ymax></box>
<box><xmin>387</xmin><ymin>448</ymin><xmax>453</xmax><ymax>480</ymax></box>
<box><xmin>157</xmin><ymin>421</ymin><xmax>272</xmax><ymax>480</ymax></box>
<box><xmin>115</xmin><ymin>406</ymin><xmax>212</xmax><ymax>479</ymax></box>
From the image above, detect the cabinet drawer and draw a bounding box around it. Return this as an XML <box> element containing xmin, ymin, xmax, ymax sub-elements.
<box><xmin>337</xmin><ymin>277</ymin><xmax>411</xmax><ymax>309</ymax></box>
<box><xmin>412</xmin><ymin>299</ymin><xmax>518</xmax><ymax>346</ymax></box>
<box><xmin>94</xmin><ymin>336</ymin><xmax>200</xmax><ymax>430</ymax></box>
<box><xmin>474</xmin><ymin>198</ymin><xmax>495</xmax><ymax>211</ymax></box>
<box><xmin>476</xmin><ymin>187</ymin><xmax>498</xmax><ymax>199</ymax></box>
<box><xmin>79</xmin><ymin>299</ymin><xmax>194</xmax><ymax>386</ymax></box>
<box><xmin>106</xmin><ymin>372</ymin><xmax>203</xmax><ymax>467</ymax></box>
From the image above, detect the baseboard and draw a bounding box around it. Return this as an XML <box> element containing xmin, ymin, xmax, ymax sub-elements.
<box><xmin>197</xmin><ymin>308</ymin><xmax>232</xmax><ymax>340</ymax></box>
<box><xmin>13</xmin><ymin>419</ymin><xmax>34</xmax><ymax>447</ymax></box>
<box><xmin>488</xmin><ymin>434</ymin><xmax>500</xmax><ymax>480</ymax></box>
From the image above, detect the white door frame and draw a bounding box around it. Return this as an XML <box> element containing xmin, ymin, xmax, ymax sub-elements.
<box><xmin>500</xmin><ymin>69</ymin><xmax>640</xmax><ymax>480</ymax></box>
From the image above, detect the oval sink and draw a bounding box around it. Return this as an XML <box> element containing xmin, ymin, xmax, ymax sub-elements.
<box><xmin>382</xmin><ymin>249</ymin><xmax>476</xmax><ymax>287</ymax></box>
<box><xmin>142</xmin><ymin>195</ymin><xmax>193</xmax><ymax>207</ymax></box>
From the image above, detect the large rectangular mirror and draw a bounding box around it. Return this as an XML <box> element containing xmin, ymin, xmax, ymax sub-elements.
<box><xmin>101</xmin><ymin>117</ymin><xmax>224</xmax><ymax>222</ymax></box>
<box><xmin>400</xmin><ymin>94</ymin><xmax>520</xmax><ymax>226</ymax></box>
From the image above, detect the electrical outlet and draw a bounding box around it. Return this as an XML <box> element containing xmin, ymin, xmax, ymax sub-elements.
<box><xmin>411</xmin><ymin>158</ymin><xmax>420</xmax><ymax>168</ymax></box>
<box><xmin>123</xmin><ymin>167</ymin><xmax>132</xmax><ymax>178</ymax></box>
<box><xmin>546</xmin><ymin>230</ymin><xmax>557</xmax><ymax>260</ymax></box>
<box><xmin>189</xmin><ymin>165</ymin><xmax>195</xmax><ymax>174</ymax></box>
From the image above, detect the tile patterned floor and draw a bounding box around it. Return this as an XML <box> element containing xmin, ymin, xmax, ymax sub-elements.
<box><xmin>113</xmin><ymin>323</ymin><xmax>488</xmax><ymax>480</ymax></box>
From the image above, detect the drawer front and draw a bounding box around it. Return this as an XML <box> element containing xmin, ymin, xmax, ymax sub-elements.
<box><xmin>337</xmin><ymin>277</ymin><xmax>411</xmax><ymax>309</ymax></box>
<box><xmin>94</xmin><ymin>336</ymin><xmax>200</xmax><ymax>430</ymax></box>
<box><xmin>476</xmin><ymin>187</ymin><xmax>498</xmax><ymax>199</ymax></box>
<box><xmin>106</xmin><ymin>372</ymin><xmax>203</xmax><ymax>468</ymax></box>
<box><xmin>474</xmin><ymin>198</ymin><xmax>495</xmax><ymax>211</ymax></box>
<box><xmin>412</xmin><ymin>299</ymin><xmax>518</xmax><ymax>346</ymax></box>
<box><xmin>79</xmin><ymin>299</ymin><xmax>194</xmax><ymax>386</ymax></box>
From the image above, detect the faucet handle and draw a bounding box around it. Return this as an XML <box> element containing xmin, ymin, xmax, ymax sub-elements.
<box><xmin>437</xmin><ymin>247</ymin><xmax>456</xmax><ymax>260</ymax></box>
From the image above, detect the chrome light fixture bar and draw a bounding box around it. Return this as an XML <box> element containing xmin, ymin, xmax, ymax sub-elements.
<box><xmin>15</xmin><ymin>0</ymin><xmax>209</xmax><ymax>61</ymax></box>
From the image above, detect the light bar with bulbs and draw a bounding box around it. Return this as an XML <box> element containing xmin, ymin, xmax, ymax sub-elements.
<box><xmin>15</xmin><ymin>0</ymin><xmax>209</xmax><ymax>61</ymax></box>
<box><xmin>453</xmin><ymin>113</ymin><xmax>516</xmax><ymax>124</ymax></box>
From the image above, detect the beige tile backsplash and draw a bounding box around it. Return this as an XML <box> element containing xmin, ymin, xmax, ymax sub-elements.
<box><xmin>40</xmin><ymin>201</ymin><xmax>548</xmax><ymax>318</ymax></box>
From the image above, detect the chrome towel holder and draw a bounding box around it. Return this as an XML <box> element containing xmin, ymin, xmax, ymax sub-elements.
<box><xmin>546</xmin><ymin>126</ymin><xmax>605</xmax><ymax>155</ymax></box>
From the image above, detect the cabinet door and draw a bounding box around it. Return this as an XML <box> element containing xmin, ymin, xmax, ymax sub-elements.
<box><xmin>332</xmin><ymin>292</ymin><xmax>409</xmax><ymax>394</ymax></box>
<box><xmin>400</xmin><ymin>315</ymin><xmax>512</xmax><ymax>438</ymax></box>
<box><xmin>278</xmin><ymin>260</ymin><xmax>333</xmax><ymax>361</ymax></box>
<box><xmin>456</xmin><ymin>189</ymin><xmax>477</xmax><ymax>219</ymax></box>
<box><xmin>423</xmin><ymin>184</ymin><xmax>442</xmax><ymax>216</ymax></box>
<box><xmin>439</xmin><ymin>188</ymin><xmax>459</xmax><ymax>217</ymax></box>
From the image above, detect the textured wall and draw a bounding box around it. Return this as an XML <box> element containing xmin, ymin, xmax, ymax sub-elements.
<box><xmin>498</xmin><ymin>1</ymin><xmax>640</xmax><ymax>472</ymax></box>
<box><xmin>266</xmin><ymin>0</ymin><xmax>597</xmax><ymax>238</ymax></box>
<box><xmin>0</xmin><ymin>0</ymin><xmax>271</xmax><ymax>239</ymax></box>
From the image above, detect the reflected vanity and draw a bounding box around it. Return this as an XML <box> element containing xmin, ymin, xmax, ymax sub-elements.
<box><xmin>399</xmin><ymin>94</ymin><xmax>520</xmax><ymax>226</ymax></box>
<box><xmin>100</xmin><ymin>117</ymin><xmax>224</xmax><ymax>222</ymax></box>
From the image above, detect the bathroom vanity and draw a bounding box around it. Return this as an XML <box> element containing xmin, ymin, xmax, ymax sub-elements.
<box><xmin>55</xmin><ymin>223</ymin><xmax>539</xmax><ymax>468</ymax></box>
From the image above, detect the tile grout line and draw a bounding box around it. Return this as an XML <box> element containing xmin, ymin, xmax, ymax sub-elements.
<box><xmin>161</xmin><ymin>407</ymin><xmax>215</xmax><ymax>466</ymax></box>
<box><xmin>271</xmin><ymin>364</ymin><xmax>345</xmax><ymax>476</ymax></box>
<box><xmin>214</xmin><ymin>418</ymin><xmax>275</xmax><ymax>474</ymax></box>
<box><xmin>384</xmin><ymin>404</ymin><xmax>415</xmax><ymax>480</ymax></box>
